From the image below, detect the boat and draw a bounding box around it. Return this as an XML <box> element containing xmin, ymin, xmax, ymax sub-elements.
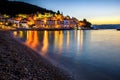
<box><xmin>116</xmin><ymin>27</ymin><xmax>120</xmax><ymax>30</ymax></box>
<box><xmin>117</xmin><ymin>29</ymin><xmax>120</xmax><ymax>30</ymax></box>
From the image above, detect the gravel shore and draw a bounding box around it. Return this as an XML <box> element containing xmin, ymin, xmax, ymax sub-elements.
<box><xmin>0</xmin><ymin>30</ymin><xmax>74</xmax><ymax>80</ymax></box>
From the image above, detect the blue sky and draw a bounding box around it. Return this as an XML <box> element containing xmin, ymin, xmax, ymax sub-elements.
<box><xmin>10</xmin><ymin>0</ymin><xmax>120</xmax><ymax>24</ymax></box>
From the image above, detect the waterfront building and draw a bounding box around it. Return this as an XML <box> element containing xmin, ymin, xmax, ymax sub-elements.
<box><xmin>35</xmin><ymin>19</ymin><xmax>44</xmax><ymax>28</ymax></box>
<box><xmin>79</xmin><ymin>21</ymin><xmax>86</xmax><ymax>27</ymax></box>
<box><xmin>0</xmin><ymin>12</ymin><xmax>89</xmax><ymax>29</ymax></box>
<box><xmin>20</xmin><ymin>18</ymin><xmax>28</xmax><ymax>28</ymax></box>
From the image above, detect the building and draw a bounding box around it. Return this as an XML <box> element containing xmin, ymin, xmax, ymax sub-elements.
<box><xmin>20</xmin><ymin>18</ymin><xmax>28</xmax><ymax>28</ymax></box>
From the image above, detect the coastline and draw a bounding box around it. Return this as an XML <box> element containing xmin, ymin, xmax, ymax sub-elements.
<box><xmin>0</xmin><ymin>30</ymin><xmax>74</xmax><ymax>80</ymax></box>
<box><xmin>16</xmin><ymin>28</ymin><xmax>75</xmax><ymax>31</ymax></box>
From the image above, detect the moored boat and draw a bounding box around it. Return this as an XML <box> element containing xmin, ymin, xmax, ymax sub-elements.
<box><xmin>117</xmin><ymin>29</ymin><xmax>120</xmax><ymax>30</ymax></box>
<box><xmin>116</xmin><ymin>27</ymin><xmax>120</xmax><ymax>30</ymax></box>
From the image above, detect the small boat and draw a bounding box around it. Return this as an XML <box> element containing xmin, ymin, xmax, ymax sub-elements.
<box><xmin>117</xmin><ymin>29</ymin><xmax>120</xmax><ymax>30</ymax></box>
<box><xmin>116</xmin><ymin>27</ymin><xmax>120</xmax><ymax>30</ymax></box>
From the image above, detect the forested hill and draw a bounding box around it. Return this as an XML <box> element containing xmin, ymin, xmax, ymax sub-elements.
<box><xmin>0</xmin><ymin>0</ymin><xmax>55</xmax><ymax>16</ymax></box>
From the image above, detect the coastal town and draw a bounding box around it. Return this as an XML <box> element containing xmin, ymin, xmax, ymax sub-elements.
<box><xmin>0</xmin><ymin>11</ymin><xmax>92</xmax><ymax>30</ymax></box>
<box><xmin>1</xmin><ymin>0</ymin><xmax>120</xmax><ymax>80</ymax></box>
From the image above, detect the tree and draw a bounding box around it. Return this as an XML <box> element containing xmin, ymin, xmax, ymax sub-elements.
<box><xmin>0</xmin><ymin>0</ymin><xmax>8</xmax><ymax>1</ymax></box>
<box><xmin>57</xmin><ymin>10</ymin><xmax>60</xmax><ymax>14</ymax></box>
<box><xmin>83</xmin><ymin>19</ymin><xmax>92</xmax><ymax>28</ymax></box>
<box><xmin>86</xmin><ymin>21</ymin><xmax>91</xmax><ymax>28</ymax></box>
<box><xmin>83</xmin><ymin>19</ymin><xmax>87</xmax><ymax>22</ymax></box>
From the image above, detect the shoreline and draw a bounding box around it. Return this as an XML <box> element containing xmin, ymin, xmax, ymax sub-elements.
<box><xmin>0</xmin><ymin>27</ymin><xmax>98</xmax><ymax>31</ymax></box>
<box><xmin>16</xmin><ymin>28</ymin><xmax>75</xmax><ymax>31</ymax></box>
<box><xmin>0</xmin><ymin>30</ymin><xmax>74</xmax><ymax>80</ymax></box>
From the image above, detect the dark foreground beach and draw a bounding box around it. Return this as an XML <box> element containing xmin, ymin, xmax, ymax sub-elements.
<box><xmin>0</xmin><ymin>30</ymin><xmax>74</xmax><ymax>80</ymax></box>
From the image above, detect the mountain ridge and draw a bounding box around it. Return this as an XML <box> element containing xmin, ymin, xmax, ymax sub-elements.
<box><xmin>0</xmin><ymin>0</ymin><xmax>55</xmax><ymax>16</ymax></box>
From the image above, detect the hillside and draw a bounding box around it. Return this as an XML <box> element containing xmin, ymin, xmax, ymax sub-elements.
<box><xmin>0</xmin><ymin>0</ymin><xmax>55</xmax><ymax>16</ymax></box>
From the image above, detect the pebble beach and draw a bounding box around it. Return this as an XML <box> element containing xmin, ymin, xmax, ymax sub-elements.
<box><xmin>0</xmin><ymin>30</ymin><xmax>74</xmax><ymax>80</ymax></box>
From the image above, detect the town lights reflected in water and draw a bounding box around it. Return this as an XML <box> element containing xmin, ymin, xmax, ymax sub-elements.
<box><xmin>13</xmin><ymin>30</ymin><xmax>120</xmax><ymax>80</ymax></box>
<box><xmin>41</xmin><ymin>31</ymin><xmax>49</xmax><ymax>56</ymax></box>
<box><xmin>54</xmin><ymin>31</ymin><xmax>64</xmax><ymax>54</ymax></box>
<box><xmin>25</xmin><ymin>31</ymin><xmax>49</xmax><ymax>56</ymax></box>
<box><xmin>26</xmin><ymin>31</ymin><xmax>39</xmax><ymax>49</ymax></box>
<box><xmin>13</xmin><ymin>30</ymin><xmax>84</xmax><ymax>57</ymax></box>
<box><xmin>66</xmin><ymin>31</ymin><xmax>70</xmax><ymax>50</ymax></box>
<box><xmin>13</xmin><ymin>31</ymin><xmax>23</xmax><ymax>38</ymax></box>
<box><xmin>77</xmin><ymin>30</ymin><xmax>83</xmax><ymax>52</ymax></box>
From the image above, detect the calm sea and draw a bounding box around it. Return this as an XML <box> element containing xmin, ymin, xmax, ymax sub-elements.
<box><xmin>13</xmin><ymin>30</ymin><xmax>120</xmax><ymax>80</ymax></box>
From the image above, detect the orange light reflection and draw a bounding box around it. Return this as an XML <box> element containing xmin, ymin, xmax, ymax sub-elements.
<box><xmin>77</xmin><ymin>30</ymin><xmax>83</xmax><ymax>54</ymax></box>
<box><xmin>25</xmin><ymin>31</ymin><xmax>40</xmax><ymax>49</ymax></box>
<box><xmin>54</xmin><ymin>31</ymin><xmax>63</xmax><ymax>54</ymax></box>
<box><xmin>66</xmin><ymin>31</ymin><xmax>70</xmax><ymax>50</ymax></box>
<box><xmin>41</xmin><ymin>31</ymin><xmax>49</xmax><ymax>56</ymax></box>
<box><xmin>80</xmin><ymin>30</ymin><xmax>83</xmax><ymax>51</ymax></box>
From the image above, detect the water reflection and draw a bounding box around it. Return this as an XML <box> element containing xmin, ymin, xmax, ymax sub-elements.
<box><xmin>66</xmin><ymin>31</ymin><xmax>70</xmax><ymax>50</ymax></box>
<box><xmin>41</xmin><ymin>31</ymin><xmax>49</xmax><ymax>56</ymax></box>
<box><xmin>13</xmin><ymin>30</ymin><xmax>120</xmax><ymax>80</ymax></box>
<box><xmin>13</xmin><ymin>31</ymin><xmax>18</xmax><ymax>37</ymax></box>
<box><xmin>54</xmin><ymin>31</ymin><xmax>64</xmax><ymax>54</ymax></box>
<box><xmin>24</xmin><ymin>31</ymin><xmax>49</xmax><ymax>56</ymax></box>
<box><xmin>13</xmin><ymin>30</ymin><xmax>84</xmax><ymax>56</ymax></box>
<box><xmin>13</xmin><ymin>31</ymin><xmax>24</xmax><ymax>38</ymax></box>
<box><xmin>25</xmin><ymin>31</ymin><xmax>40</xmax><ymax>49</ymax></box>
<box><xmin>80</xmin><ymin>30</ymin><xmax>83</xmax><ymax>51</ymax></box>
<box><xmin>77</xmin><ymin>30</ymin><xmax>83</xmax><ymax>53</ymax></box>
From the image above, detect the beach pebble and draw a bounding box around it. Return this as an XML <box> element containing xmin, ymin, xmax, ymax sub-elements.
<box><xmin>0</xmin><ymin>31</ymin><xmax>74</xmax><ymax>80</ymax></box>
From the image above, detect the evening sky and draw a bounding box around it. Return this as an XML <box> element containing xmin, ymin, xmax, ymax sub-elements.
<box><xmin>10</xmin><ymin>0</ymin><xmax>120</xmax><ymax>24</ymax></box>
